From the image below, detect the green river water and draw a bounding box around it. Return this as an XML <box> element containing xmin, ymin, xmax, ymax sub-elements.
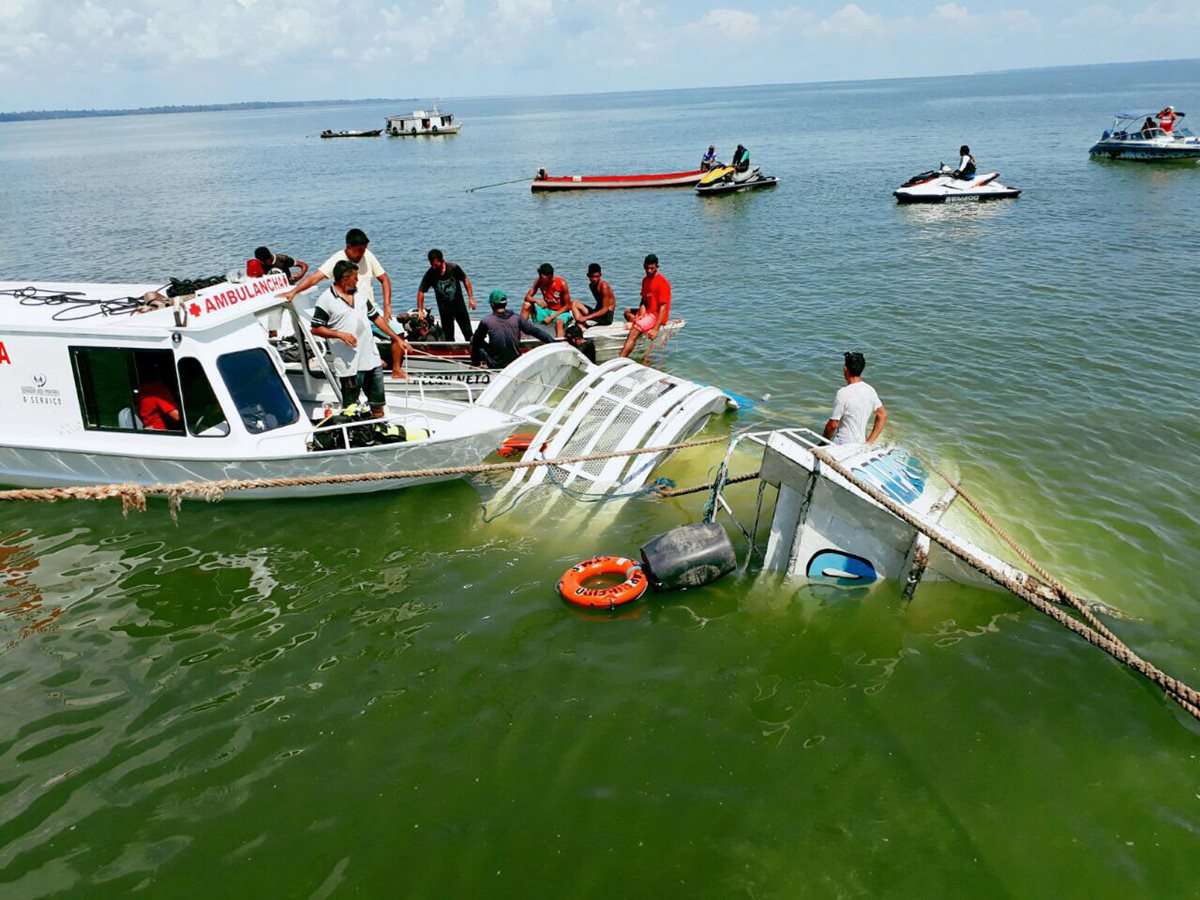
<box><xmin>2</xmin><ymin>59</ymin><xmax>1199</xmax><ymax>897</ymax></box>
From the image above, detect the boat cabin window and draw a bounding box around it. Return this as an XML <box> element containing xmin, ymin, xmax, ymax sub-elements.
<box><xmin>177</xmin><ymin>357</ymin><xmax>230</xmax><ymax>437</ymax></box>
<box><xmin>216</xmin><ymin>348</ymin><xmax>299</xmax><ymax>434</ymax></box>
<box><xmin>70</xmin><ymin>346</ymin><xmax>185</xmax><ymax>434</ymax></box>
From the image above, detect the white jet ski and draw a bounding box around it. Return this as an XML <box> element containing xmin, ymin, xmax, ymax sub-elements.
<box><xmin>696</xmin><ymin>164</ymin><xmax>779</xmax><ymax>196</ymax></box>
<box><xmin>893</xmin><ymin>164</ymin><xmax>1020</xmax><ymax>204</ymax></box>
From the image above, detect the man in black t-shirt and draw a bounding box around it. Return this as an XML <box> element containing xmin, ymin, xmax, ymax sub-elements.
<box><xmin>417</xmin><ymin>248</ymin><xmax>476</xmax><ymax>341</ymax></box>
<box><xmin>254</xmin><ymin>246</ymin><xmax>308</xmax><ymax>284</ymax></box>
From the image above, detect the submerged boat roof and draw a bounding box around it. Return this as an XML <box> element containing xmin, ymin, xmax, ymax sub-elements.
<box><xmin>0</xmin><ymin>275</ymin><xmax>291</xmax><ymax>336</ymax></box>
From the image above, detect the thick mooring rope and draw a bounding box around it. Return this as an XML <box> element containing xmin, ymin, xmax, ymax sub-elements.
<box><xmin>0</xmin><ymin>435</ymin><xmax>730</xmax><ymax>513</ymax></box>
<box><xmin>811</xmin><ymin>449</ymin><xmax>1200</xmax><ymax>722</ymax></box>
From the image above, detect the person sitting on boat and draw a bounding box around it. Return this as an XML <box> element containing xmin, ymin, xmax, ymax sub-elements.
<box><xmin>521</xmin><ymin>263</ymin><xmax>574</xmax><ymax>338</ymax></box>
<box><xmin>573</xmin><ymin>262</ymin><xmax>615</xmax><ymax>328</ymax></box>
<box><xmin>254</xmin><ymin>246</ymin><xmax>309</xmax><ymax>285</ymax></box>
<box><xmin>823</xmin><ymin>352</ymin><xmax>887</xmax><ymax>446</ymax></box>
<box><xmin>283</xmin><ymin>227</ymin><xmax>394</xmax><ymax>321</ymax></box>
<box><xmin>619</xmin><ymin>254</ymin><xmax>670</xmax><ymax>359</ymax></box>
<box><xmin>953</xmin><ymin>145</ymin><xmax>976</xmax><ymax>180</ymax></box>
<box><xmin>1142</xmin><ymin>116</ymin><xmax>1158</xmax><ymax>136</ymax></box>
<box><xmin>417</xmin><ymin>248</ymin><xmax>476</xmax><ymax>342</ymax></box>
<box><xmin>700</xmin><ymin>146</ymin><xmax>718</xmax><ymax>171</ymax></box>
<box><xmin>310</xmin><ymin>260</ymin><xmax>409</xmax><ymax>418</ymax></box>
<box><xmin>1157</xmin><ymin>106</ymin><xmax>1179</xmax><ymax>133</ymax></box>
<box><xmin>536</xmin><ymin>168</ymin><xmax>549</xmax><ymax>180</ymax></box>
<box><xmin>470</xmin><ymin>290</ymin><xmax>555</xmax><ymax>369</ymax></box>
<box><xmin>731</xmin><ymin>144</ymin><xmax>750</xmax><ymax>173</ymax></box>
<box><xmin>136</xmin><ymin>358</ymin><xmax>183</xmax><ymax>432</ymax></box>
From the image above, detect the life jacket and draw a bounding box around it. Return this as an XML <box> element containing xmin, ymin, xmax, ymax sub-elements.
<box><xmin>1158</xmin><ymin>110</ymin><xmax>1177</xmax><ymax>133</ymax></box>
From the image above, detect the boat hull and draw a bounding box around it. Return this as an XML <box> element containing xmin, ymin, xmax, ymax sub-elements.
<box><xmin>1088</xmin><ymin>140</ymin><xmax>1200</xmax><ymax>160</ymax></box>
<box><xmin>532</xmin><ymin>170</ymin><xmax>705</xmax><ymax>191</ymax></box>
<box><xmin>894</xmin><ymin>188</ymin><xmax>1020</xmax><ymax>204</ymax></box>
<box><xmin>0</xmin><ymin>423</ymin><xmax>514</xmax><ymax>499</ymax></box>
<box><xmin>696</xmin><ymin>176</ymin><xmax>779</xmax><ymax>196</ymax></box>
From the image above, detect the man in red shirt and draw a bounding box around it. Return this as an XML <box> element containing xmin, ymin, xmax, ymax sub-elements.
<box><xmin>521</xmin><ymin>262</ymin><xmax>574</xmax><ymax>338</ymax></box>
<box><xmin>137</xmin><ymin>378</ymin><xmax>182</xmax><ymax>431</ymax></box>
<box><xmin>620</xmin><ymin>254</ymin><xmax>671</xmax><ymax>358</ymax></box>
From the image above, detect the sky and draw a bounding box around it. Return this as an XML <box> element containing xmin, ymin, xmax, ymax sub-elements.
<box><xmin>1</xmin><ymin>0</ymin><xmax>1198</xmax><ymax>110</ymax></box>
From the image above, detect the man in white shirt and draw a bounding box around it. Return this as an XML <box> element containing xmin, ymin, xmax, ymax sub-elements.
<box><xmin>282</xmin><ymin>228</ymin><xmax>394</xmax><ymax>320</ymax></box>
<box><xmin>309</xmin><ymin>260</ymin><xmax>407</xmax><ymax>417</ymax></box>
<box><xmin>823</xmin><ymin>351</ymin><xmax>888</xmax><ymax>446</ymax></box>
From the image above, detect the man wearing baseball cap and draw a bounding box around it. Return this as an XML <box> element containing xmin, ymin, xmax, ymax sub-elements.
<box><xmin>823</xmin><ymin>351</ymin><xmax>888</xmax><ymax>446</ymax></box>
<box><xmin>470</xmin><ymin>289</ymin><xmax>555</xmax><ymax>369</ymax></box>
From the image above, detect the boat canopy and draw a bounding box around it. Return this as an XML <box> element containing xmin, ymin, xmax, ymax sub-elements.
<box><xmin>1113</xmin><ymin>109</ymin><xmax>1184</xmax><ymax>120</ymax></box>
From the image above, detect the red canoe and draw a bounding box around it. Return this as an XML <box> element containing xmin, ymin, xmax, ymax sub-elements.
<box><xmin>531</xmin><ymin>169</ymin><xmax>706</xmax><ymax>192</ymax></box>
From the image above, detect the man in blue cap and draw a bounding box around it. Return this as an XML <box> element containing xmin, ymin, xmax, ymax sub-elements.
<box><xmin>470</xmin><ymin>289</ymin><xmax>555</xmax><ymax>368</ymax></box>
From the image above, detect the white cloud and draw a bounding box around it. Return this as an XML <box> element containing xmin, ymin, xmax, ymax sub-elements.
<box><xmin>686</xmin><ymin>8</ymin><xmax>764</xmax><ymax>39</ymax></box>
<box><xmin>816</xmin><ymin>4</ymin><xmax>883</xmax><ymax>38</ymax></box>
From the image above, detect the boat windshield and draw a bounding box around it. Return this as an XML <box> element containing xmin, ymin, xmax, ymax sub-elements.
<box><xmin>216</xmin><ymin>348</ymin><xmax>299</xmax><ymax>434</ymax></box>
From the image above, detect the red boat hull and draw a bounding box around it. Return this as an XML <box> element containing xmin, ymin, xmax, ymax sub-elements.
<box><xmin>531</xmin><ymin>170</ymin><xmax>705</xmax><ymax>191</ymax></box>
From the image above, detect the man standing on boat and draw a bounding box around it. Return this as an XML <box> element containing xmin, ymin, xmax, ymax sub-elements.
<box><xmin>309</xmin><ymin>260</ymin><xmax>408</xmax><ymax>418</ymax></box>
<box><xmin>619</xmin><ymin>254</ymin><xmax>670</xmax><ymax>359</ymax></box>
<box><xmin>823</xmin><ymin>352</ymin><xmax>887</xmax><ymax>446</ymax></box>
<box><xmin>282</xmin><ymin>228</ymin><xmax>394</xmax><ymax>321</ymax></box>
<box><xmin>417</xmin><ymin>249</ymin><xmax>475</xmax><ymax>341</ymax></box>
<box><xmin>470</xmin><ymin>290</ymin><xmax>555</xmax><ymax>369</ymax></box>
<box><xmin>521</xmin><ymin>263</ymin><xmax>574</xmax><ymax>338</ymax></box>
<box><xmin>573</xmin><ymin>263</ymin><xmax>615</xmax><ymax>327</ymax></box>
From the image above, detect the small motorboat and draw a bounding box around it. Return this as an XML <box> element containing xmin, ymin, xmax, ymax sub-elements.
<box><xmin>531</xmin><ymin>168</ymin><xmax>705</xmax><ymax>192</ymax></box>
<box><xmin>695</xmin><ymin>164</ymin><xmax>779</xmax><ymax>196</ymax></box>
<box><xmin>1088</xmin><ymin>109</ymin><xmax>1200</xmax><ymax>161</ymax></box>
<box><xmin>319</xmin><ymin>129</ymin><xmax>382</xmax><ymax>138</ymax></box>
<box><xmin>893</xmin><ymin>164</ymin><xmax>1020</xmax><ymax>203</ymax></box>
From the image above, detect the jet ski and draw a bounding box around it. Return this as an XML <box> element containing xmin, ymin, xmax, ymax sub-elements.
<box><xmin>893</xmin><ymin>164</ymin><xmax>1020</xmax><ymax>204</ymax></box>
<box><xmin>695</xmin><ymin>164</ymin><xmax>779</xmax><ymax>196</ymax></box>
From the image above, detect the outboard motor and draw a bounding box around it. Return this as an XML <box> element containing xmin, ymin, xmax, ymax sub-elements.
<box><xmin>640</xmin><ymin>523</ymin><xmax>736</xmax><ymax>592</ymax></box>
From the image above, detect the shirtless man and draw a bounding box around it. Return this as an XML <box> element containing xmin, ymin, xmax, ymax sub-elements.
<box><xmin>573</xmin><ymin>263</ymin><xmax>615</xmax><ymax>327</ymax></box>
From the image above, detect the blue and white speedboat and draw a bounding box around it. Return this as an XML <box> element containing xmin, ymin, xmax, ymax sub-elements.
<box><xmin>1088</xmin><ymin>109</ymin><xmax>1200</xmax><ymax>161</ymax></box>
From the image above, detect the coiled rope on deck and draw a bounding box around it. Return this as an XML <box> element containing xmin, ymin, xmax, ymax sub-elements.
<box><xmin>811</xmin><ymin>448</ymin><xmax>1200</xmax><ymax>723</ymax></box>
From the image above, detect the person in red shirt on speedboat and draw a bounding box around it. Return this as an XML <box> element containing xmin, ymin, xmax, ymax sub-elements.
<box><xmin>1157</xmin><ymin>106</ymin><xmax>1179</xmax><ymax>133</ymax></box>
<box><xmin>619</xmin><ymin>253</ymin><xmax>671</xmax><ymax>359</ymax></box>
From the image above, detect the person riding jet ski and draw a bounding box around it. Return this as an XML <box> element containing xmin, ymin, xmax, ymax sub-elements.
<box><xmin>731</xmin><ymin>144</ymin><xmax>750</xmax><ymax>173</ymax></box>
<box><xmin>953</xmin><ymin>145</ymin><xmax>976</xmax><ymax>180</ymax></box>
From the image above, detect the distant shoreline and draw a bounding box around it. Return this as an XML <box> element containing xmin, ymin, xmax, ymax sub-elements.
<box><xmin>0</xmin><ymin>98</ymin><xmax>408</xmax><ymax>124</ymax></box>
<box><xmin>4</xmin><ymin>56</ymin><xmax>1196</xmax><ymax>123</ymax></box>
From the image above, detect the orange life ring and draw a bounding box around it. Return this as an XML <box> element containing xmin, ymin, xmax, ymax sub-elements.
<box><xmin>557</xmin><ymin>556</ymin><xmax>648</xmax><ymax>609</ymax></box>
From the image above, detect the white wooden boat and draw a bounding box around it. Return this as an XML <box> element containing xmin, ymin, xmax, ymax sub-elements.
<box><xmin>285</xmin><ymin>292</ymin><xmax>684</xmax><ymax>399</ymax></box>
<box><xmin>384</xmin><ymin>104</ymin><xmax>461</xmax><ymax>136</ymax></box>
<box><xmin>0</xmin><ymin>277</ymin><xmax>571</xmax><ymax>499</ymax></box>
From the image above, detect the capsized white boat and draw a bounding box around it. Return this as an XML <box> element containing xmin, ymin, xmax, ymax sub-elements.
<box><xmin>893</xmin><ymin>164</ymin><xmax>1020</xmax><ymax>203</ymax></box>
<box><xmin>0</xmin><ymin>277</ymin><xmax>585</xmax><ymax>499</ymax></box>
<box><xmin>700</xmin><ymin>427</ymin><xmax>1059</xmax><ymax>601</ymax></box>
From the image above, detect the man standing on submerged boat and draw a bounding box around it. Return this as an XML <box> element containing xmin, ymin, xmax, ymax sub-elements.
<box><xmin>824</xmin><ymin>351</ymin><xmax>887</xmax><ymax>446</ymax></box>
<box><xmin>417</xmin><ymin>249</ymin><xmax>475</xmax><ymax>341</ymax></box>
<box><xmin>282</xmin><ymin>228</ymin><xmax>393</xmax><ymax>320</ymax></box>
<box><xmin>310</xmin><ymin>260</ymin><xmax>409</xmax><ymax>418</ymax></box>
